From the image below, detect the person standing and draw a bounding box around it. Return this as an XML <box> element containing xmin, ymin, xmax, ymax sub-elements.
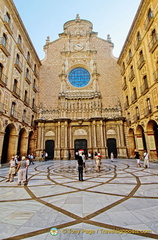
<box><xmin>78</xmin><ymin>155</ymin><xmax>83</xmax><ymax>181</ymax></box>
<box><xmin>82</xmin><ymin>152</ymin><xmax>86</xmax><ymax>173</ymax></box>
<box><xmin>144</xmin><ymin>150</ymin><xmax>149</xmax><ymax>168</ymax></box>
<box><xmin>17</xmin><ymin>156</ymin><xmax>28</xmax><ymax>186</ymax></box>
<box><xmin>6</xmin><ymin>156</ymin><xmax>16</xmax><ymax>182</ymax></box>
<box><xmin>28</xmin><ymin>153</ymin><xmax>34</xmax><ymax>165</ymax></box>
<box><xmin>110</xmin><ymin>152</ymin><xmax>114</xmax><ymax>162</ymax></box>
<box><xmin>135</xmin><ymin>151</ymin><xmax>141</xmax><ymax>167</ymax></box>
<box><xmin>96</xmin><ymin>155</ymin><xmax>101</xmax><ymax>172</ymax></box>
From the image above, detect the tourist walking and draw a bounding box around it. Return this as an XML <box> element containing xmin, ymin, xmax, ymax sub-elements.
<box><xmin>6</xmin><ymin>156</ymin><xmax>16</xmax><ymax>182</ymax></box>
<box><xmin>78</xmin><ymin>155</ymin><xmax>83</xmax><ymax>181</ymax></box>
<box><xmin>17</xmin><ymin>156</ymin><xmax>28</xmax><ymax>185</ymax></box>
<box><xmin>144</xmin><ymin>150</ymin><xmax>149</xmax><ymax>168</ymax></box>
<box><xmin>28</xmin><ymin>153</ymin><xmax>34</xmax><ymax>165</ymax></box>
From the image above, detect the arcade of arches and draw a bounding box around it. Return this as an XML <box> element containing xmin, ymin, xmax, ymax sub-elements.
<box><xmin>0</xmin><ymin>123</ymin><xmax>35</xmax><ymax>164</ymax></box>
<box><xmin>128</xmin><ymin>120</ymin><xmax>158</xmax><ymax>159</ymax></box>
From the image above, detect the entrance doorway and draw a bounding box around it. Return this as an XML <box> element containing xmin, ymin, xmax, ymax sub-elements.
<box><xmin>45</xmin><ymin>140</ymin><xmax>54</xmax><ymax>159</ymax></box>
<box><xmin>107</xmin><ymin>138</ymin><xmax>117</xmax><ymax>158</ymax></box>
<box><xmin>74</xmin><ymin>139</ymin><xmax>87</xmax><ymax>155</ymax></box>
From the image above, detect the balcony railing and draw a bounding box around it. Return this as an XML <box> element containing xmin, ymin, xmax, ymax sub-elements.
<box><xmin>34</xmin><ymin>69</ymin><xmax>39</xmax><ymax>78</ymax></box>
<box><xmin>128</xmin><ymin>71</ymin><xmax>135</xmax><ymax>82</ymax></box>
<box><xmin>22</xmin><ymin>115</ymin><xmax>30</xmax><ymax>125</ymax></box>
<box><xmin>140</xmin><ymin>81</ymin><xmax>148</xmax><ymax>95</ymax></box>
<box><xmin>148</xmin><ymin>34</ymin><xmax>158</xmax><ymax>53</ymax></box>
<box><xmin>137</xmin><ymin>57</ymin><xmax>145</xmax><ymax>70</ymax></box>
<box><xmin>131</xmin><ymin>93</ymin><xmax>137</xmax><ymax>103</ymax></box>
<box><xmin>10</xmin><ymin>110</ymin><xmax>19</xmax><ymax>119</ymax></box>
<box><xmin>32</xmin><ymin>103</ymin><xmax>37</xmax><ymax>112</ymax></box>
<box><xmin>153</xmin><ymin>69</ymin><xmax>158</xmax><ymax>82</ymax></box>
<box><xmin>33</xmin><ymin>83</ymin><xmax>38</xmax><ymax>92</ymax></box>
<box><xmin>12</xmin><ymin>85</ymin><xmax>21</xmax><ymax>98</ymax></box>
<box><xmin>14</xmin><ymin>59</ymin><xmax>23</xmax><ymax>73</ymax></box>
<box><xmin>144</xmin><ymin>12</ymin><xmax>154</xmax><ymax>31</ymax></box>
<box><xmin>124</xmin><ymin>101</ymin><xmax>129</xmax><ymax>110</ymax></box>
<box><xmin>24</xmin><ymin>96</ymin><xmax>30</xmax><ymax>106</ymax></box>
<box><xmin>26</xmin><ymin>58</ymin><xmax>32</xmax><ymax>68</ymax></box>
<box><xmin>134</xmin><ymin>38</ymin><xmax>142</xmax><ymax>50</ymax></box>
<box><xmin>0</xmin><ymin>38</ymin><xmax>11</xmax><ymax>56</ymax></box>
<box><xmin>17</xmin><ymin>42</ymin><xmax>24</xmax><ymax>53</ymax></box>
<box><xmin>25</xmin><ymin>73</ymin><xmax>31</xmax><ymax>84</ymax></box>
<box><xmin>133</xmin><ymin>113</ymin><xmax>140</xmax><ymax>122</ymax></box>
<box><xmin>144</xmin><ymin>106</ymin><xmax>152</xmax><ymax>116</ymax></box>
<box><xmin>3</xmin><ymin>15</ymin><xmax>13</xmax><ymax>34</ymax></box>
<box><xmin>122</xmin><ymin>81</ymin><xmax>127</xmax><ymax>90</ymax></box>
<box><xmin>126</xmin><ymin>55</ymin><xmax>132</xmax><ymax>65</ymax></box>
<box><xmin>0</xmin><ymin>73</ymin><xmax>8</xmax><ymax>87</ymax></box>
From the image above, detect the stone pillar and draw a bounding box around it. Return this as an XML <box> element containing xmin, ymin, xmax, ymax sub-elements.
<box><xmin>0</xmin><ymin>131</ymin><xmax>5</xmax><ymax>165</ymax></box>
<box><xmin>36</xmin><ymin>123</ymin><xmax>42</xmax><ymax>158</ymax></box>
<box><xmin>100</xmin><ymin>120</ymin><xmax>105</xmax><ymax>158</ymax></box>
<box><xmin>93</xmin><ymin>120</ymin><xmax>97</xmax><ymax>153</ymax></box>
<box><xmin>56</xmin><ymin>121</ymin><xmax>61</xmax><ymax>160</ymax></box>
<box><xmin>63</xmin><ymin>121</ymin><xmax>69</xmax><ymax>159</ymax></box>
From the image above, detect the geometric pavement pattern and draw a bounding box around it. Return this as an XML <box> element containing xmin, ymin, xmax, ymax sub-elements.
<box><xmin>0</xmin><ymin>159</ymin><xmax>158</xmax><ymax>240</ymax></box>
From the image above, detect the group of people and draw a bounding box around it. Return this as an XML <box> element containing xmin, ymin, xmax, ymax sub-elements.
<box><xmin>76</xmin><ymin>151</ymin><xmax>102</xmax><ymax>181</ymax></box>
<box><xmin>6</xmin><ymin>153</ymin><xmax>34</xmax><ymax>185</ymax></box>
<box><xmin>135</xmin><ymin>150</ymin><xmax>150</xmax><ymax>168</ymax></box>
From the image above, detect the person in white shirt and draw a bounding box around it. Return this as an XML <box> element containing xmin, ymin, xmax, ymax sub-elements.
<box><xmin>144</xmin><ymin>151</ymin><xmax>149</xmax><ymax>168</ymax></box>
<box><xmin>6</xmin><ymin>156</ymin><xmax>16</xmax><ymax>182</ymax></box>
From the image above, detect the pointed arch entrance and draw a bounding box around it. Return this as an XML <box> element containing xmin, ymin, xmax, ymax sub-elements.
<box><xmin>1</xmin><ymin>124</ymin><xmax>17</xmax><ymax>163</ymax></box>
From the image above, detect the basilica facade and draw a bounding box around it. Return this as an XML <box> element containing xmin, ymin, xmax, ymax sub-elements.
<box><xmin>36</xmin><ymin>15</ymin><xmax>126</xmax><ymax>160</ymax></box>
<box><xmin>1</xmin><ymin>0</ymin><xmax>158</xmax><ymax>163</ymax></box>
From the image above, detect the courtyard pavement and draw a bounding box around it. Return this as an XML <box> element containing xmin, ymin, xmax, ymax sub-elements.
<box><xmin>0</xmin><ymin>158</ymin><xmax>158</xmax><ymax>240</ymax></box>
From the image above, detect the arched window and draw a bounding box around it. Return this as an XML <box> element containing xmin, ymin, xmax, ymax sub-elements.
<box><xmin>148</xmin><ymin>8</ymin><xmax>153</xmax><ymax>20</ymax></box>
<box><xmin>0</xmin><ymin>63</ymin><xmax>3</xmax><ymax>79</ymax></box>
<box><xmin>5</xmin><ymin>12</ymin><xmax>10</xmax><ymax>23</ymax></box>
<box><xmin>11</xmin><ymin>102</ymin><xmax>16</xmax><ymax>117</ymax></box>
<box><xmin>16</xmin><ymin>54</ymin><xmax>20</xmax><ymax>65</ymax></box>
<box><xmin>17</xmin><ymin>34</ymin><xmax>22</xmax><ymax>44</ymax></box>
<box><xmin>27</xmin><ymin>51</ymin><xmax>30</xmax><ymax>60</ymax></box>
<box><xmin>2</xmin><ymin>33</ymin><xmax>7</xmax><ymax>46</ymax></box>
<box><xmin>137</xmin><ymin>31</ymin><xmax>141</xmax><ymax>41</ymax></box>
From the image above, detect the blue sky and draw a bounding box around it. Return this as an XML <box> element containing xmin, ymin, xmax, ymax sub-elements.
<box><xmin>13</xmin><ymin>0</ymin><xmax>141</xmax><ymax>60</ymax></box>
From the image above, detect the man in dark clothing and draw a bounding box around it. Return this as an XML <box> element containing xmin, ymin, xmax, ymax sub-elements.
<box><xmin>78</xmin><ymin>156</ymin><xmax>83</xmax><ymax>181</ymax></box>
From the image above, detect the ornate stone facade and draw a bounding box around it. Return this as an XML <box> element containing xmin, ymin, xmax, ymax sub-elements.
<box><xmin>37</xmin><ymin>15</ymin><xmax>126</xmax><ymax>160</ymax></box>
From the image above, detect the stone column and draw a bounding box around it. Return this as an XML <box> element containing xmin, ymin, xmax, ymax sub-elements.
<box><xmin>100</xmin><ymin>120</ymin><xmax>105</xmax><ymax>158</ymax></box>
<box><xmin>0</xmin><ymin>131</ymin><xmax>5</xmax><ymax>165</ymax></box>
<box><xmin>56</xmin><ymin>121</ymin><xmax>61</xmax><ymax>160</ymax></box>
<box><xmin>36</xmin><ymin>123</ymin><xmax>42</xmax><ymax>159</ymax></box>
<box><xmin>64</xmin><ymin>121</ymin><xmax>69</xmax><ymax>159</ymax></box>
<box><xmin>93</xmin><ymin>120</ymin><xmax>97</xmax><ymax>153</ymax></box>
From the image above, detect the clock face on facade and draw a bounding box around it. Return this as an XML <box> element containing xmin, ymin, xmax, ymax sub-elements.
<box><xmin>73</xmin><ymin>43</ymin><xmax>84</xmax><ymax>51</ymax></box>
<box><xmin>68</xmin><ymin>67</ymin><xmax>90</xmax><ymax>88</ymax></box>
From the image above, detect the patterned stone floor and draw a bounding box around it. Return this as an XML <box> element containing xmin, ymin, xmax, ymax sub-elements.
<box><xmin>0</xmin><ymin>158</ymin><xmax>158</xmax><ymax>240</ymax></box>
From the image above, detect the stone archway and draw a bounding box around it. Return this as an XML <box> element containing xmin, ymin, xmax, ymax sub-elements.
<box><xmin>27</xmin><ymin>131</ymin><xmax>35</xmax><ymax>155</ymax></box>
<box><xmin>146</xmin><ymin>120</ymin><xmax>158</xmax><ymax>159</ymax></box>
<box><xmin>136</xmin><ymin>125</ymin><xmax>147</xmax><ymax>155</ymax></box>
<box><xmin>128</xmin><ymin>128</ymin><xmax>136</xmax><ymax>158</ymax></box>
<box><xmin>1</xmin><ymin>123</ymin><xmax>17</xmax><ymax>163</ymax></box>
<box><xmin>17</xmin><ymin>128</ymin><xmax>28</xmax><ymax>157</ymax></box>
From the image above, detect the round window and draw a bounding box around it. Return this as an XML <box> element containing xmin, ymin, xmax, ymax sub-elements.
<box><xmin>68</xmin><ymin>67</ymin><xmax>90</xmax><ymax>87</ymax></box>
